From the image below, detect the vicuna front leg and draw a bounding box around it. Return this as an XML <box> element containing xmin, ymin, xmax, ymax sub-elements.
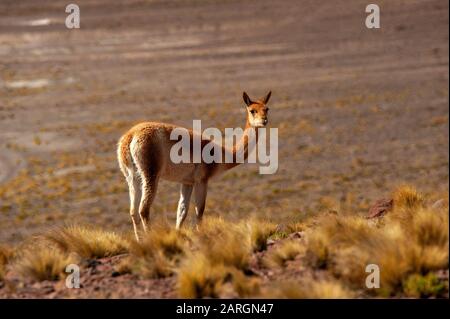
<box><xmin>194</xmin><ymin>182</ymin><xmax>207</xmax><ymax>227</ymax></box>
<box><xmin>175</xmin><ymin>184</ymin><xmax>193</xmax><ymax>230</ymax></box>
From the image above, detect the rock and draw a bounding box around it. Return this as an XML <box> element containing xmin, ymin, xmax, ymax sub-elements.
<box><xmin>266</xmin><ymin>239</ymin><xmax>276</xmax><ymax>246</ymax></box>
<box><xmin>431</xmin><ymin>198</ymin><xmax>447</xmax><ymax>210</ymax></box>
<box><xmin>367</xmin><ymin>198</ymin><xmax>393</xmax><ymax>219</ymax></box>
<box><xmin>288</xmin><ymin>231</ymin><xmax>303</xmax><ymax>239</ymax></box>
<box><xmin>436</xmin><ymin>269</ymin><xmax>448</xmax><ymax>281</ymax></box>
<box><xmin>86</xmin><ymin>259</ymin><xmax>100</xmax><ymax>268</ymax></box>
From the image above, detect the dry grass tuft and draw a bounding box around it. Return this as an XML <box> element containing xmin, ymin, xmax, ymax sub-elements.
<box><xmin>409</xmin><ymin>207</ymin><xmax>448</xmax><ymax>247</ymax></box>
<box><xmin>119</xmin><ymin>224</ymin><xmax>189</xmax><ymax>279</ymax></box>
<box><xmin>0</xmin><ymin>245</ymin><xmax>13</xmax><ymax>281</ymax></box>
<box><xmin>392</xmin><ymin>185</ymin><xmax>425</xmax><ymax>211</ymax></box>
<box><xmin>177</xmin><ymin>254</ymin><xmax>230</xmax><ymax>298</ymax></box>
<box><xmin>304</xmin><ymin>215</ymin><xmax>376</xmax><ymax>270</ymax></box>
<box><xmin>246</xmin><ymin>219</ymin><xmax>278</xmax><ymax>252</ymax></box>
<box><xmin>265</xmin><ymin>278</ymin><xmax>354</xmax><ymax>298</ymax></box>
<box><xmin>177</xmin><ymin>254</ymin><xmax>259</xmax><ymax>298</ymax></box>
<box><xmin>195</xmin><ymin>217</ymin><xmax>251</xmax><ymax>271</ymax></box>
<box><xmin>286</xmin><ymin>221</ymin><xmax>305</xmax><ymax>233</ymax></box>
<box><xmin>264</xmin><ymin>240</ymin><xmax>304</xmax><ymax>268</ymax></box>
<box><xmin>45</xmin><ymin>225</ymin><xmax>129</xmax><ymax>258</ymax></box>
<box><xmin>177</xmin><ymin>217</ymin><xmax>260</xmax><ymax>298</ymax></box>
<box><xmin>14</xmin><ymin>245</ymin><xmax>75</xmax><ymax>281</ymax></box>
<box><xmin>302</xmin><ymin>187</ymin><xmax>448</xmax><ymax>297</ymax></box>
<box><xmin>304</xmin><ymin>231</ymin><xmax>331</xmax><ymax>269</ymax></box>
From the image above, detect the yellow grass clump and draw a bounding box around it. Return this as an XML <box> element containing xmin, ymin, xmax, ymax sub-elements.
<box><xmin>265</xmin><ymin>278</ymin><xmax>354</xmax><ymax>299</ymax></box>
<box><xmin>404</xmin><ymin>207</ymin><xmax>448</xmax><ymax>247</ymax></box>
<box><xmin>177</xmin><ymin>217</ymin><xmax>260</xmax><ymax>298</ymax></box>
<box><xmin>45</xmin><ymin>225</ymin><xmax>129</xmax><ymax>258</ymax></box>
<box><xmin>247</xmin><ymin>219</ymin><xmax>278</xmax><ymax>252</ymax></box>
<box><xmin>195</xmin><ymin>217</ymin><xmax>252</xmax><ymax>271</ymax></box>
<box><xmin>0</xmin><ymin>245</ymin><xmax>12</xmax><ymax>281</ymax></box>
<box><xmin>117</xmin><ymin>224</ymin><xmax>189</xmax><ymax>279</ymax></box>
<box><xmin>177</xmin><ymin>254</ymin><xmax>260</xmax><ymax>298</ymax></box>
<box><xmin>14</xmin><ymin>246</ymin><xmax>75</xmax><ymax>281</ymax></box>
<box><xmin>392</xmin><ymin>185</ymin><xmax>425</xmax><ymax>212</ymax></box>
<box><xmin>264</xmin><ymin>240</ymin><xmax>304</xmax><ymax>268</ymax></box>
<box><xmin>303</xmin><ymin>187</ymin><xmax>448</xmax><ymax>297</ymax></box>
<box><xmin>177</xmin><ymin>254</ymin><xmax>230</xmax><ymax>298</ymax></box>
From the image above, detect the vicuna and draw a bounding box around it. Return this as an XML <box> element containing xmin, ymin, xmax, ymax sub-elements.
<box><xmin>117</xmin><ymin>91</ymin><xmax>272</xmax><ymax>240</ymax></box>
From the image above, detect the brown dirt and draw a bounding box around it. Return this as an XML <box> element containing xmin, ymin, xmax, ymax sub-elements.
<box><xmin>0</xmin><ymin>254</ymin><xmax>177</xmax><ymax>298</ymax></box>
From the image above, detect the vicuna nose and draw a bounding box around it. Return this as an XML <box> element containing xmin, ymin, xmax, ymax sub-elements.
<box><xmin>263</xmin><ymin>119</ymin><xmax>268</xmax><ymax>125</ymax></box>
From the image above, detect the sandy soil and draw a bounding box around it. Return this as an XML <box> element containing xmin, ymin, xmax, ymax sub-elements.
<box><xmin>0</xmin><ymin>0</ymin><xmax>448</xmax><ymax>273</ymax></box>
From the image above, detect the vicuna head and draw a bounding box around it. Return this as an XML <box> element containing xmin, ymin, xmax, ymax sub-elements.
<box><xmin>243</xmin><ymin>91</ymin><xmax>272</xmax><ymax>128</ymax></box>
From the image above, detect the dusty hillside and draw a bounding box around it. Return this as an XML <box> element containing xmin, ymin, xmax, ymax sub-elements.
<box><xmin>0</xmin><ymin>0</ymin><xmax>448</xmax><ymax>298</ymax></box>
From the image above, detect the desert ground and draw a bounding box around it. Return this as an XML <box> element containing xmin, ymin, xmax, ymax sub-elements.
<box><xmin>0</xmin><ymin>0</ymin><xmax>448</xmax><ymax>298</ymax></box>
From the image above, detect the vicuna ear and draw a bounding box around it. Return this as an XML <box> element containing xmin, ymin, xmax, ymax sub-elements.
<box><xmin>263</xmin><ymin>91</ymin><xmax>272</xmax><ymax>104</ymax></box>
<box><xmin>243</xmin><ymin>92</ymin><xmax>253</xmax><ymax>107</ymax></box>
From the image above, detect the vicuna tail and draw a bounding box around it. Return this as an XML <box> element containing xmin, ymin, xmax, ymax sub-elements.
<box><xmin>117</xmin><ymin>133</ymin><xmax>134</xmax><ymax>177</ymax></box>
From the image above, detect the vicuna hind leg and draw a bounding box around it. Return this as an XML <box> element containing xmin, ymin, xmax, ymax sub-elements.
<box><xmin>193</xmin><ymin>182</ymin><xmax>207</xmax><ymax>228</ymax></box>
<box><xmin>137</xmin><ymin>174</ymin><xmax>159</xmax><ymax>233</ymax></box>
<box><xmin>175</xmin><ymin>184</ymin><xmax>193</xmax><ymax>230</ymax></box>
<box><xmin>126</xmin><ymin>170</ymin><xmax>142</xmax><ymax>241</ymax></box>
<box><xmin>130</xmin><ymin>138</ymin><xmax>160</xmax><ymax>234</ymax></box>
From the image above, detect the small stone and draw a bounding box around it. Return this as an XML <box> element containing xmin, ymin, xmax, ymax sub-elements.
<box><xmin>436</xmin><ymin>269</ymin><xmax>449</xmax><ymax>281</ymax></box>
<box><xmin>86</xmin><ymin>259</ymin><xmax>100</xmax><ymax>268</ymax></box>
<box><xmin>431</xmin><ymin>198</ymin><xmax>447</xmax><ymax>210</ymax></box>
<box><xmin>367</xmin><ymin>198</ymin><xmax>393</xmax><ymax>219</ymax></box>
<box><xmin>266</xmin><ymin>239</ymin><xmax>276</xmax><ymax>246</ymax></box>
<box><xmin>288</xmin><ymin>231</ymin><xmax>303</xmax><ymax>239</ymax></box>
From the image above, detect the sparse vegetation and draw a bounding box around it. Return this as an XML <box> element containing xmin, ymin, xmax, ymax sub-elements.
<box><xmin>0</xmin><ymin>245</ymin><xmax>12</xmax><ymax>281</ymax></box>
<box><xmin>0</xmin><ymin>185</ymin><xmax>447</xmax><ymax>298</ymax></box>
<box><xmin>45</xmin><ymin>225</ymin><xmax>129</xmax><ymax>258</ymax></box>
<box><xmin>264</xmin><ymin>240</ymin><xmax>303</xmax><ymax>268</ymax></box>
<box><xmin>403</xmin><ymin>273</ymin><xmax>447</xmax><ymax>298</ymax></box>
<box><xmin>266</xmin><ymin>278</ymin><xmax>354</xmax><ymax>299</ymax></box>
<box><xmin>177</xmin><ymin>217</ymin><xmax>265</xmax><ymax>298</ymax></box>
<box><xmin>301</xmin><ymin>186</ymin><xmax>448</xmax><ymax>297</ymax></box>
<box><xmin>392</xmin><ymin>185</ymin><xmax>426</xmax><ymax>212</ymax></box>
<box><xmin>177</xmin><ymin>254</ymin><xmax>231</xmax><ymax>298</ymax></box>
<box><xmin>0</xmin><ymin>0</ymin><xmax>447</xmax><ymax>299</ymax></box>
<box><xmin>117</xmin><ymin>224</ymin><xmax>188</xmax><ymax>278</ymax></box>
<box><xmin>14</xmin><ymin>245</ymin><xmax>75</xmax><ymax>281</ymax></box>
<box><xmin>177</xmin><ymin>253</ymin><xmax>260</xmax><ymax>298</ymax></box>
<box><xmin>195</xmin><ymin>217</ymin><xmax>252</xmax><ymax>271</ymax></box>
<box><xmin>248</xmin><ymin>219</ymin><xmax>278</xmax><ymax>252</ymax></box>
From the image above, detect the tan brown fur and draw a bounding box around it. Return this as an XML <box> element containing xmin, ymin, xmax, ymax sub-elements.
<box><xmin>117</xmin><ymin>91</ymin><xmax>272</xmax><ymax>240</ymax></box>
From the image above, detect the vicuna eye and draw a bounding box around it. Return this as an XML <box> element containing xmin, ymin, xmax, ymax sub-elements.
<box><xmin>250</xmin><ymin>110</ymin><xmax>256</xmax><ymax>115</ymax></box>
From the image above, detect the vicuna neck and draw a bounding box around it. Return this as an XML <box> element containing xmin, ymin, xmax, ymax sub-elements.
<box><xmin>215</xmin><ymin>118</ymin><xmax>258</xmax><ymax>174</ymax></box>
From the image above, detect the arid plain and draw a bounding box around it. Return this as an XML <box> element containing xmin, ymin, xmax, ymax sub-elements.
<box><xmin>0</xmin><ymin>0</ymin><xmax>448</xmax><ymax>298</ymax></box>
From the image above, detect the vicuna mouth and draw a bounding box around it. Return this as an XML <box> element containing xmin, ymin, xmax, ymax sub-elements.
<box><xmin>254</xmin><ymin>121</ymin><xmax>267</xmax><ymax>127</ymax></box>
